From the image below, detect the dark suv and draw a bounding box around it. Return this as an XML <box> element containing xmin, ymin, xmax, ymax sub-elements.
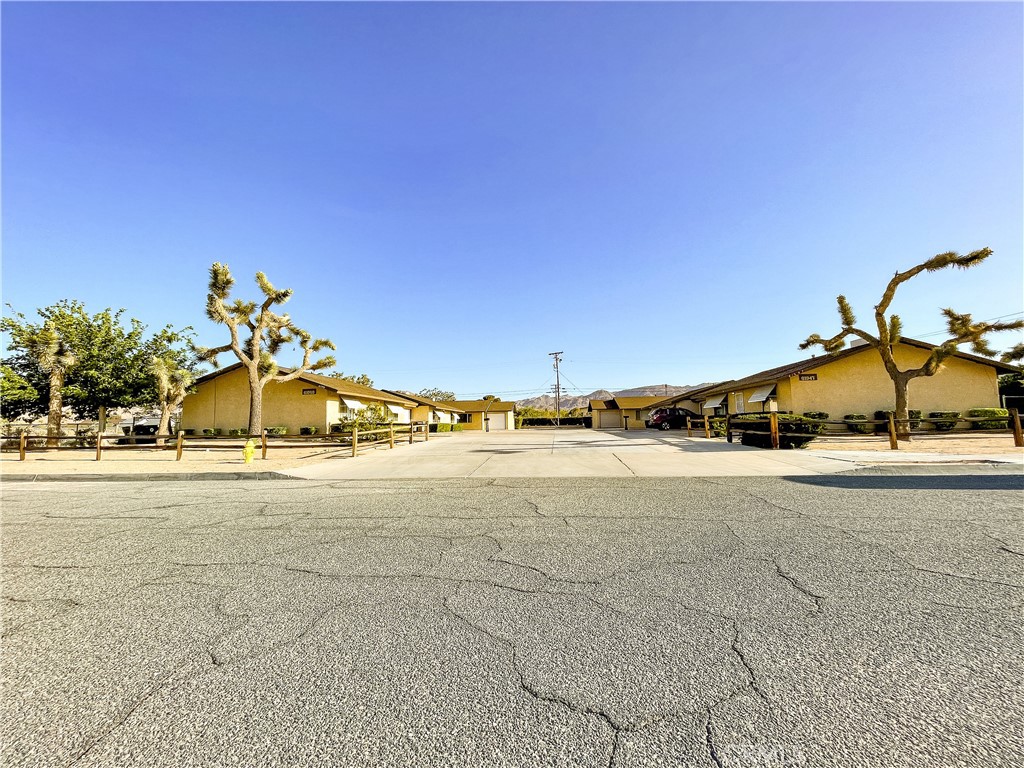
<box><xmin>646</xmin><ymin>407</ymin><xmax>701</xmax><ymax>430</ymax></box>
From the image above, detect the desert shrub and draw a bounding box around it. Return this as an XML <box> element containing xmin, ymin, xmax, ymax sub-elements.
<box><xmin>708</xmin><ymin>417</ymin><xmax>727</xmax><ymax>437</ymax></box>
<box><xmin>967</xmin><ymin>408</ymin><xmax>1009</xmax><ymax>430</ymax></box>
<box><xmin>202</xmin><ymin>428</ymin><xmax>222</xmax><ymax>436</ymax></box>
<box><xmin>228</xmin><ymin>428</ymin><xmax>248</xmax><ymax>436</ymax></box>
<box><xmin>299</xmin><ymin>426</ymin><xmax>319</xmax><ymax>435</ymax></box>
<box><xmin>843</xmin><ymin>415</ymin><xmax>873</xmax><ymax>434</ymax></box>
<box><xmin>802</xmin><ymin>412</ymin><xmax>829</xmax><ymax>421</ymax></box>
<box><xmin>874</xmin><ymin>410</ymin><xmax>922</xmax><ymax>431</ymax></box>
<box><xmin>732</xmin><ymin>413</ymin><xmax>822</xmax><ymax>448</ymax></box>
<box><xmin>928</xmin><ymin>411</ymin><xmax>960</xmax><ymax>431</ymax></box>
<box><xmin>266</xmin><ymin>426</ymin><xmax>288</xmax><ymax>436</ymax></box>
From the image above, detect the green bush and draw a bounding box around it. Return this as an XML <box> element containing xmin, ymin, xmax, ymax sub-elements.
<box><xmin>266</xmin><ymin>426</ymin><xmax>288</xmax><ymax>436</ymax></box>
<box><xmin>928</xmin><ymin>411</ymin><xmax>960</xmax><ymax>431</ymax></box>
<box><xmin>707</xmin><ymin>417</ymin><xmax>727</xmax><ymax>437</ymax></box>
<box><xmin>435</xmin><ymin>423</ymin><xmax>452</xmax><ymax>432</ymax></box>
<box><xmin>802</xmin><ymin>412</ymin><xmax>829</xmax><ymax>421</ymax></box>
<box><xmin>967</xmin><ymin>408</ymin><xmax>1009</xmax><ymax>430</ymax></box>
<box><xmin>453</xmin><ymin>423</ymin><xmax>464</xmax><ymax>432</ymax></box>
<box><xmin>874</xmin><ymin>410</ymin><xmax>921</xmax><ymax>431</ymax></box>
<box><xmin>299</xmin><ymin>426</ymin><xmax>319</xmax><ymax>435</ymax></box>
<box><xmin>227</xmin><ymin>428</ymin><xmax>248</xmax><ymax>436</ymax></box>
<box><xmin>843</xmin><ymin>415</ymin><xmax>873</xmax><ymax>434</ymax></box>
<box><xmin>732</xmin><ymin>413</ymin><xmax>822</xmax><ymax>449</ymax></box>
<box><xmin>202</xmin><ymin>428</ymin><xmax>222</xmax><ymax>436</ymax></box>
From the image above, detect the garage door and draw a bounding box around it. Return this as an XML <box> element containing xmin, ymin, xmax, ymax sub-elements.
<box><xmin>487</xmin><ymin>412</ymin><xmax>507</xmax><ymax>430</ymax></box>
<box><xmin>599</xmin><ymin>410</ymin><xmax>621</xmax><ymax>429</ymax></box>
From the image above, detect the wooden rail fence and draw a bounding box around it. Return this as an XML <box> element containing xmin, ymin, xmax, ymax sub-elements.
<box><xmin>683</xmin><ymin>410</ymin><xmax>1023</xmax><ymax>450</ymax></box>
<box><xmin>1</xmin><ymin>422</ymin><xmax>438</xmax><ymax>461</ymax></box>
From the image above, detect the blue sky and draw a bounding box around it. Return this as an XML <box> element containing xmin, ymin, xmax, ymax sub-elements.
<box><xmin>3</xmin><ymin>1</ymin><xmax>1022</xmax><ymax>399</ymax></box>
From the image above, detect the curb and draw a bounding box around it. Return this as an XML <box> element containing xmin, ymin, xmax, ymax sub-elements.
<box><xmin>2</xmin><ymin>472</ymin><xmax>294</xmax><ymax>483</ymax></box>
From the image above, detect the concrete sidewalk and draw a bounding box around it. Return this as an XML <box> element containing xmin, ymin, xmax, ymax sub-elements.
<box><xmin>283</xmin><ymin>429</ymin><xmax>864</xmax><ymax>479</ymax></box>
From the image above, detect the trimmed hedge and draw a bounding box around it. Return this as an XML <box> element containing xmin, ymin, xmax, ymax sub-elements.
<box><xmin>967</xmin><ymin>408</ymin><xmax>1009</xmax><ymax>430</ymax></box>
<box><xmin>874</xmin><ymin>410</ymin><xmax>922</xmax><ymax>432</ymax></box>
<box><xmin>928</xmin><ymin>411</ymin><xmax>960</xmax><ymax>431</ymax></box>
<box><xmin>732</xmin><ymin>414</ymin><xmax>823</xmax><ymax>449</ymax></box>
<box><xmin>843</xmin><ymin>415</ymin><xmax>873</xmax><ymax>434</ymax></box>
<box><xmin>519</xmin><ymin>417</ymin><xmax>592</xmax><ymax>428</ymax></box>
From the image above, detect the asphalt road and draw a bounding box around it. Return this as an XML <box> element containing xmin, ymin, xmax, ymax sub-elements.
<box><xmin>2</xmin><ymin>474</ymin><xmax>1022</xmax><ymax>767</ymax></box>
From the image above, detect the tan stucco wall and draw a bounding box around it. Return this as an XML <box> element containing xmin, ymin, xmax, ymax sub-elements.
<box><xmin>786</xmin><ymin>346</ymin><xmax>1000</xmax><ymax>420</ymax></box>
<box><xmin>181</xmin><ymin>367</ymin><xmax>332</xmax><ymax>434</ymax></box>
<box><xmin>458</xmin><ymin>409</ymin><xmax>516</xmax><ymax>431</ymax></box>
<box><xmin>592</xmin><ymin>409</ymin><xmax>653</xmax><ymax>429</ymax></box>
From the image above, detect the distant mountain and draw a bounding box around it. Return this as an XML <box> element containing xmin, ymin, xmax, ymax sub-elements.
<box><xmin>516</xmin><ymin>384</ymin><xmax>711</xmax><ymax>411</ymax></box>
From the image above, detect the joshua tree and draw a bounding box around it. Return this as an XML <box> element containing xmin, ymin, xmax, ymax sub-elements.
<box><xmin>28</xmin><ymin>329</ymin><xmax>78</xmax><ymax>447</ymax></box>
<box><xmin>801</xmin><ymin>248</ymin><xmax>1024</xmax><ymax>440</ymax></box>
<box><xmin>196</xmin><ymin>264</ymin><xmax>336</xmax><ymax>434</ymax></box>
<box><xmin>148</xmin><ymin>356</ymin><xmax>195</xmax><ymax>445</ymax></box>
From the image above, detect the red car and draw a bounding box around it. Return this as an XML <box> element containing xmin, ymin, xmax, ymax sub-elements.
<box><xmin>646</xmin><ymin>407</ymin><xmax>702</xmax><ymax>430</ymax></box>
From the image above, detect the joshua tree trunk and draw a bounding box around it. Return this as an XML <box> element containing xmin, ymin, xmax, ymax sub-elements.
<box><xmin>893</xmin><ymin>373</ymin><xmax>912</xmax><ymax>441</ymax></box>
<box><xmin>156</xmin><ymin>405</ymin><xmax>173</xmax><ymax>448</ymax></box>
<box><xmin>248</xmin><ymin>370</ymin><xmax>263</xmax><ymax>435</ymax></box>
<box><xmin>46</xmin><ymin>370</ymin><xmax>63</xmax><ymax>448</ymax></box>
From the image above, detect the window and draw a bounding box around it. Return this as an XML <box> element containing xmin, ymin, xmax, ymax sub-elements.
<box><xmin>734</xmin><ymin>394</ymin><xmax>745</xmax><ymax>414</ymax></box>
<box><xmin>457</xmin><ymin>413</ymin><xmax>472</xmax><ymax>424</ymax></box>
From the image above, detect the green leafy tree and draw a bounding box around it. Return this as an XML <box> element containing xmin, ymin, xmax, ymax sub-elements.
<box><xmin>196</xmin><ymin>263</ymin><xmax>336</xmax><ymax>434</ymax></box>
<box><xmin>330</xmin><ymin>372</ymin><xmax>374</xmax><ymax>387</ymax></box>
<box><xmin>801</xmin><ymin>248</ymin><xmax>1024</xmax><ymax>440</ymax></box>
<box><xmin>0</xmin><ymin>365</ymin><xmax>37</xmax><ymax>413</ymax></box>
<box><xmin>418</xmin><ymin>387</ymin><xmax>455</xmax><ymax>401</ymax></box>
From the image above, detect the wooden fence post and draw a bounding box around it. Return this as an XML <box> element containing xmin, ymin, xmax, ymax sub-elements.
<box><xmin>96</xmin><ymin>434</ymin><xmax>103</xmax><ymax>461</ymax></box>
<box><xmin>424</xmin><ymin>422</ymin><xmax>429</xmax><ymax>442</ymax></box>
<box><xmin>686</xmin><ymin>417</ymin><xmax>693</xmax><ymax>438</ymax></box>
<box><xmin>703</xmin><ymin>415</ymin><xmax>711</xmax><ymax>439</ymax></box>
<box><xmin>262</xmin><ymin>429</ymin><xmax>268</xmax><ymax>459</ymax></box>
<box><xmin>389</xmin><ymin>423</ymin><xmax>395</xmax><ymax>449</ymax></box>
<box><xmin>769</xmin><ymin>412</ymin><xmax>780</xmax><ymax>450</ymax></box>
<box><xmin>20</xmin><ymin>433</ymin><xmax>27</xmax><ymax>461</ymax></box>
<box><xmin>352</xmin><ymin>426</ymin><xmax>359</xmax><ymax>457</ymax></box>
<box><xmin>176</xmin><ymin>431</ymin><xmax>185</xmax><ymax>461</ymax></box>
<box><xmin>888</xmin><ymin>413</ymin><xmax>899</xmax><ymax>451</ymax></box>
<box><xmin>409</xmin><ymin>424</ymin><xmax>414</xmax><ymax>445</ymax></box>
<box><xmin>725</xmin><ymin>415</ymin><xmax>732</xmax><ymax>443</ymax></box>
<box><xmin>1011</xmin><ymin>408</ymin><xmax>1023</xmax><ymax>448</ymax></box>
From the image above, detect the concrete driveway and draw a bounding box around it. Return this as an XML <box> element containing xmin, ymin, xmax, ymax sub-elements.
<box><xmin>285</xmin><ymin>429</ymin><xmax>859</xmax><ymax>480</ymax></box>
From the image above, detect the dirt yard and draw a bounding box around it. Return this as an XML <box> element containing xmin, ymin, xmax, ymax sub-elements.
<box><xmin>807</xmin><ymin>433</ymin><xmax>1024</xmax><ymax>454</ymax></box>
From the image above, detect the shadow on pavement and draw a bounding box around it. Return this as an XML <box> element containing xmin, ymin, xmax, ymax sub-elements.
<box><xmin>785</xmin><ymin>474</ymin><xmax>1024</xmax><ymax>491</ymax></box>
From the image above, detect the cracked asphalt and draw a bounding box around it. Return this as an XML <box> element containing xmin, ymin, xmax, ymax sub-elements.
<box><xmin>1</xmin><ymin>473</ymin><xmax>1022</xmax><ymax>767</ymax></box>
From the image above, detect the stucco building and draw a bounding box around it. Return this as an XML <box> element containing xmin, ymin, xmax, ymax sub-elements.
<box><xmin>181</xmin><ymin>364</ymin><xmax>417</xmax><ymax>435</ymax></box>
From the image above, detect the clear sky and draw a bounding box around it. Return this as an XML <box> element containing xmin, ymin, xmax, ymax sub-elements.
<box><xmin>3</xmin><ymin>1</ymin><xmax>1022</xmax><ymax>400</ymax></box>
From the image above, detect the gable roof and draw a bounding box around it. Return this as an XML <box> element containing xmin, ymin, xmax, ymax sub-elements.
<box><xmin>695</xmin><ymin>338</ymin><xmax>1018</xmax><ymax>399</ymax></box>
<box><xmin>645</xmin><ymin>383</ymin><xmax>726</xmax><ymax>410</ymax></box>
<box><xmin>193</xmin><ymin>363</ymin><xmax>417</xmax><ymax>407</ymax></box>
<box><xmin>450</xmin><ymin>399</ymin><xmax>516</xmax><ymax>413</ymax></box>
<box><xmin>382</xmin><ymin>391</ymin><xmax>464</xmax><ymax>413</ymax></box>
<box><xmin>588</xmin><ymin>396</ymin><xmax>668</xmax><ymax>411</ymax></box>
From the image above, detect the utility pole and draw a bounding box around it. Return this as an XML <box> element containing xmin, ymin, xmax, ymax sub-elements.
<box><xmin>549</xmin><ymin>352</ymin><xmax>563</xmax><ymax>427</ymax></box>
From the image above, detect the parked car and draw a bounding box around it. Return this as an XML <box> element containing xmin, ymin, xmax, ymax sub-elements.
<box><xmin>646</xmin><ymin>407</ymin><xmax>702</xmax><ymax>430</ymax></box>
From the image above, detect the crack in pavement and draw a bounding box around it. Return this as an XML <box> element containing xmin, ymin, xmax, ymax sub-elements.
<box><xmin>772</xmin><ymin>559</ymin><xmax>825</xmax><ymax>615</ymax></box>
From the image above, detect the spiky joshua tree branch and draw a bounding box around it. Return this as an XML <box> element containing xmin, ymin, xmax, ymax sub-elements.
<box><xmin>800</xmin><ymin>248</ymin><xmax>1022</xmax><ymax>439</ymax></box>
<box><xmin>196</xmin><ymin>263</ymin><xmax>336</xmax><ymax>434</ymax></box>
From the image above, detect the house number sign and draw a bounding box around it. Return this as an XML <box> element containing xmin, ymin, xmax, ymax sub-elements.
<box><xmin>798</xmin><ymin>374</ymin><xmax>817</xmax><ymax>381</ymax></box>
<box><xmin>302</xmin><ymin>388</ymin><xmax>317</xmax><ymax>395</ymax></box>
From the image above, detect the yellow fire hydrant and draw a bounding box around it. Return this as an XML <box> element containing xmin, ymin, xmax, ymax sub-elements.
<box><xmin>243</xmin><ymin>438</ymin><xmax>256</xmax><ymax>464</ymax></box>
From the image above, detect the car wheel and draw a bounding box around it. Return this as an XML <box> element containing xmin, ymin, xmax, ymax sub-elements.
<box><xmin>660</xmin><ymin>422</ymin><xmax>671</xmax><ymax>430</ymax></box>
